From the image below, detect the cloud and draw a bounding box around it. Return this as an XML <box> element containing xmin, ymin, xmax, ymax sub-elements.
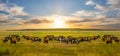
<box><xmin>86</xmin><ymin>0</ymin><xmax>120</xmax><ymax>11</ymax></box>
<box><xmin>0</xmin><ymin>14</ymin><xmax>8</xmax><ymax>20</ymax></box>
<box><xmin>85</xmin><ymin>0</ymin><xmax>107</xmax><ymax>11</ymax></box>
<box><xmin>0</xmin><ymin>3</ymin><xmax>7</xmax><ymax>11</ymax></box>
<box><xmin>23</xmin><ymin>19</ymin><xmax>42</xmax><ymax>24</ymax></box>
<box><xmin>117</xmin><ymin>11</ymin><xmax>120</xmax><ymax>17</ymax></box>
<box><xmin>0</xmin><ymin>20</ymin><xmax>10</xmax><ymax>24</ymax></box>
<box><xmin>0</xmin><ymin>14</ymin><xmax>10</xmax><ymax>24</ymax></box>
<box><xmin>67</xmin><ymin>16</ymin><xmax>119</xmax><ymax>24</ymax></box>
<box><xmin>66</xmin><ymin>17</ymin><xmax>105</xmax><ymax>24</ymax></box>
<box><xmin>85</xmin><ymin>0</ymin><xmax>95</xmax><ymax>5</ymax></box>
<box><xmin>0</xmin><ymin>13</ymin><xmax>119</xmax><ymax>30</ymax></box>
<box><xmin>0</xmin><ymin>1</ymin><xmax>28</xmax><ymax>25</ymax></box>
<box><xmin>94</xmin><ymin>4</ymin><xmax>107</xmax><ymax>11</ymax></box>
<box><xmin>72</xmin><ymin>10</ymin><xmax>95</xmax><ymax>17</ymax></box>
<box><xmin>0</xmin><ymin>3</ymin><xmax>28</xmax><ymax>16</ymax></box>
<box><xmin>22</xmin><ymin>19</ymin><xmax>53</xmax><ymax>25</ymax></box>
<box><xmin>107</xmin><ymin>0</ymin><xmax>120</xmax><ymax>10</ymax></box>
<box><xmin>66</xmin><ymin>14</ymin><xmax>120</xmax><ymax>29</ymax></box>
<box><xmin>92</xmin><ymin>23</ymin><xmax>120</xmax><ymax>29</ymax></box>
<box><xmin>84</xmin><ymin>0</ymin><xmax>120</xmax><ymax>20</ymax></box>
<box><xmin>72</xmin><ymin>10</ymin><xmax>106</xmax><ymax>19</ymax></box>
<box><xmin>19</xmin><ymin>16</ymin><xmax>54</xmax><ymax>25</ymax></box>
<box><xmin>7</xmin><ymin>6</ymin><xmax>28</xmax><ymax>16</ymax></box>
<box><xmin>66</xmin><ymin>18</ymin><xmax>103</xmax><ymax>24</ymax></box>
<box><xmin>0</xmin><ymin>0</ymin><xmax>119</xmax><ymax>30</ymax></box>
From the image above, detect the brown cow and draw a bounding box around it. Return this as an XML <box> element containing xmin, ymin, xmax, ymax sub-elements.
<box><xmin>43</xmin><ymin>37</ymin><xmax>49</xmax><ymax>44</ymax></box>
<box><xmin>10</xmin><ymin>39</ymin><xmax>16</xmax><ymax>44</ymax></box>
<box><xmin>106</xmin><ymin>40</ymin><xmax>112</xmax><ymax>44</ymax></box>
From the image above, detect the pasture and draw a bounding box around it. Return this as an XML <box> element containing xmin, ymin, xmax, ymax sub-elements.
<box><xmin>0</xmin><ymin>30</ymin><xmax>120</xmax><ymax>56</ymax></box>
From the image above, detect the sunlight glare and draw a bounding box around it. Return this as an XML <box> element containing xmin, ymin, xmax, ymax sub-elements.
<box><xmin>53</xmin><ymin>16</ymin><xmax>65</xmax><ymax>28</ymax></box>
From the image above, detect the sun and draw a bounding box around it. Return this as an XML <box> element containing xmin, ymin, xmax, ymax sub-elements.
<box><xmin>53</xmin><ymin>16</ymin><xmax>65</xmax><ymax>28</ymax></box>
<box><xmin>54</xmin><ymin>19</ymin><xmax>64</xmax><ymax>28</ymax></box>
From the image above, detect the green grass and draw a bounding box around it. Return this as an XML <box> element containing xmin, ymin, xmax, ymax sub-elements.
<box><xmin>0</xmin><ymin>31</ymin><xmax>120</xmax><ymax>56</ymax></box>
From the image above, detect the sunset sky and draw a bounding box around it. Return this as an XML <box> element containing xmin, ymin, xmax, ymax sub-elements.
<box><xmin>0</xmin><ymin>0</ymin><xmax>120</xmax><ymax>30</ymax></box>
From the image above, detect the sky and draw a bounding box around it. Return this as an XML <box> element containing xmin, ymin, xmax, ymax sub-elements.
<box><xmin>0</xmin><ymin>0</ymin><xmax>120</xmax><ymax>30</ymax></box>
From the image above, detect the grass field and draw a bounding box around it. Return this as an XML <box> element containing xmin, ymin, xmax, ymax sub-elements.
<box><xmin>0</xmin><ymin>30</ymin><xmax>120</xmax><ymax>56</ymax></box>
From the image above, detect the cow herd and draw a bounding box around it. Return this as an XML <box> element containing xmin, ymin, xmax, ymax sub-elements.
<box><xmin>2</xmin><ymin>35</ymin><xmax>20</xmax><ymax>44</ymax></box>
<box><xmin>102</xmin><ymin>35</ymin><xmax>120</xmax><ymax>44</ymax></box>
<box><xmin>2</xmin><ymin>34</ymin><xmax>120</xmax><ymax>45</ymax></box>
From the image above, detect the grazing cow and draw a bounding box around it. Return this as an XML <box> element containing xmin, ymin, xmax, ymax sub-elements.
<box><xmin>102</xmin><ymin>35</ymin><xmax>112</xmax><ymax>41</ymax></box>
<box><xmin>15</xmin><ymin>35</ymin><xmax>20</xmax><ymax>41</ymax></box>
<box><xmin>10</xmin><ymin>40</ymin><xmax>16</xmax><ymax>44</ymax></box>
<box><xmin>114</xmin><ymin>39</ymin><xmax>119</xmax><ymax>43</ymax></box>
<box><xmin>78</xmin><ymin>37</ymin><xmax>84</xmax><ymax>42</ymax></box>
<box><xmin>71</xmin><ymin>39</ymin><xmax>80</xmax><ymax>44</ymax></box>
<box><xmin>58</xmin><ymin>35</ymin><xmax>65</xmax><ymax>41</ymax></box>
<box><xmin>22</xmin><ymin>35</ymin><xmax>30</xmax><ymax>40</ymax></box>
<box><xmin>67</xmin><ymin>36</ymin><xmax>73</xmax><ymax>42</ymax></box>
<box><xmin>106</xmin><ymin>40</ymin><xmax>112</xmax><ymax>44</ymax></box>
<box><xmin>2</xmin><ymin>36</ymin><xmax>11</xmax><ymax>43</ymax></box>
<box><xmin>44</xmin><ymin>37</ymin><xmax>49</xmax><ymax>44</ymax></box>
<box><xmin>102</xmin><ymin>35</ymin><xmax>120</xmax><ymax>44</ymax></box>
<box><xmin>16</xmin><ymin>37</ymin><xmax>20</xmax><ymax>41</ymax></box>
<box><xmin>62</xmin><ymin>38</ymin><xmax>69</xmax><ymax>44</ymax></box>
<box><xmin>112</xmin><ymin>37</ymin><xmax>120</xmax><ymax>43</ymax></box>
<box><xmin>92</xmin><ymin>35</ymin><xmax>100</xmax><ymax>40</ymax></box>
<box><xmin>32</xmin><ymin>37</ymin><xmax>41</xmax><ymax>42</ymax></box>
<box><xmin>2</xmin><ymin>39</ymin><xmax>8</xmax><ymax>43</ymax></box>
<box><xmin>10</xmin><ymin>38</ymin><xmax>16</xmax><ymax>44</ymax></box>
<box><xmin>22</xmin><ymin>35</ymin><xmax>26</xmax><ymax>39</ymax></box>
<box><xmin>46</xmin><ymin>35</ymin><xmax>55</xmax><ymax>41</ymax></box>
<box><xmin>70</xmin><ymin>38</ymin><xmax>77</xmax><ymax>44</ymax></box>
<box><xmin>9</xmin><ymin>34</ymin><xmax>21</xmax><ymax>42</ymax></box>
<box><xmin>54</xmin><ymin>35</ymin><xmax>65</xmax><ymax>42</ymax></box>
<box><xmin>114</xmin><ymin>39</ymin><xmax>120</xmax><ymax>43</ymax></box>
<box><xmin>84</xmin><ymin>37</ymin><xmax>91</xmax><ymax>42</ymax></box>
<box><xmin>78</xmin><ymin>37</ymin><xmax>91</xmax><ymax>42</ymax></box>
<box><xmin>102</xmin><ymin>37</ymin><xmax>106</xmax><ymax>41</ymax></box>
<box><xmin>2</xmin><ymin>34</ymin><xmax>21</xmax><ymax>44</ymax></box>
<box><xmin>67</xmin><ymin>36</ymin><xmax>80</xmax><ymax>44</ymax></box>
